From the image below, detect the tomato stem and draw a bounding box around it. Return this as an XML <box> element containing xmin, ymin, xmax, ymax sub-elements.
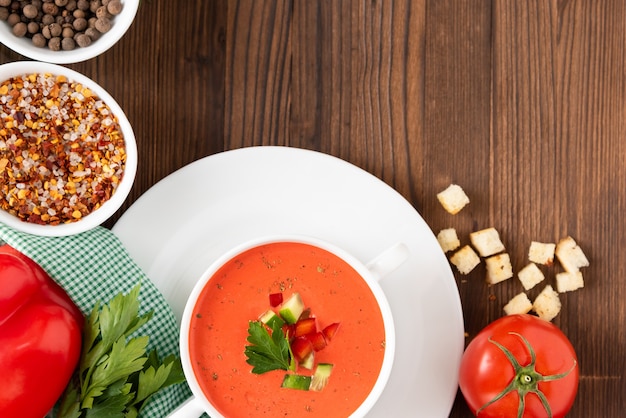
<box><xmin>476</xmin><ymin>332</ymin><xmax>577</xmax><ymax>418</ymax></box>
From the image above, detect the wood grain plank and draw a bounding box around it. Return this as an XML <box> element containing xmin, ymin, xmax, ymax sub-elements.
<box><xmin>225</xmin><ymin>0</ymin><xmax>425</xmax><ymax>201</ymax></box>
<box><xmin>225</xmin><ymin>0</ymin><xmax>292</xmax><ymax>148</ymax></box>
<box><xmin>553</xmin><ymin>1</ymin><xmax>626</xmax><ymax>415</ymax></box>
<box><xmin>468</xmin><ymin>1</ymin><xmax>626</xmax><ymax>416</ymax></box>
<box><xmin>421</xmin><ymin>1</ymin><xmax>492</xmax><ymax>416</ymax></box>
<box><xmin>422</xmin><ymin>0</ymin><xmax>493</xmax><ymax>328</ymax></box>
<box><xmin>489</xmin><ymin>0</ymin><xmax>560</xmax><ymax>318</ymax></box>
<box><xmin>341</xmin><ymin>0</ymin><xmax>425</xmax><ymax>201</ymax></box>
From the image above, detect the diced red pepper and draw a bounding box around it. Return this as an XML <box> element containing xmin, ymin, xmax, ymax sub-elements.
<box><xmin>322</xmin><ymin>322</ymin><xmax>340</xmax><ymax>341</ymax></box>
<box><xmin>269</xmin><ymin>292</ymin><xmax>283</xmax><ymax>307</ymax></box>
<box><xmin>282</xmin><ymin>323</ymin><xmax>295</xmax><ymax>340</ymax></box>
<box><xmin>291</xmin><ymin>336</ymin><xmax>314</xmax><ymax>362</ymax></box>
<box><xmin>307</xmin><ymin>331</ymin><xmax>328</xmax><ymax>351</ymax></box>
<box><xmin>294</xmin><ymin>317</ymin><xmax>317</xmax><ymax>337</ymax></box>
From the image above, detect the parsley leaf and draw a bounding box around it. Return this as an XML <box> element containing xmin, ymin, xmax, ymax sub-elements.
<box><xmin>56</xmin><ymin>284</ymin><xmax>186</xmax><ymax>418</ymax></box>
<box><xmin>245</xmin><ymin>320</ymin><xmax>292</xmax><ymax>374</ymax></box>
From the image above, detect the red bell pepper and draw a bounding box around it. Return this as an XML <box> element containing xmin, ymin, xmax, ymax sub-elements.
<box><xmin>294</xmin><ymin>317</ymin><xmax>317</xmax><ymax>337</ymax></box>
<box><xmin>0</xmin><ymin>245</ymin><xmax>83</xmax><ymax>418</ymax></box>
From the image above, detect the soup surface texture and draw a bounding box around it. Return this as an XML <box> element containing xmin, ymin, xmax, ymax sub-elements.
<box><xmin>189</xmin><ymin>241</ymin><xmax>387</xmax><ymax>417</ymax></box>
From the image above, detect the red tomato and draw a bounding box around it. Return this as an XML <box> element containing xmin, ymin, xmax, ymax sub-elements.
<box><xmin>459</xmin><ymin>314</ymin><xmax>578</xmax><ymax>418</ymax></box>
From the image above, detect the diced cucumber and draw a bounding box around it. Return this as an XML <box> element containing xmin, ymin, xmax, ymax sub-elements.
<box><xmin>258</xmin><ymin>309</ymin><xmax>285</xmax><ymax>329</ymax></box>
<box><xmin>281</xmin><ymin>374</ymin><xmax>311</xmax><ymax>391</ymax></box>
<box><xmin>299</xmin><ymin>351</ymin><xmax>315</xmax><ymax>370</ymax></box>
<box><xmin>279</xmin><ymin>293</ymin><xmax>305</xmax><ymax>324</ymax></box>
<box><xmin>310</xmin><ymin>363</ymin><xmax>333</xmax><ymax>392</ymax></box>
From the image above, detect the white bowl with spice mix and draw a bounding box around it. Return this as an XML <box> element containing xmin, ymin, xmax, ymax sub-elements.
<box><xmin>0</xmin><ymin>61</ymin><xmax>136</xmax><ymax>236</ymax></box>
<box><xmin>0</xmin><ymin>0</ymin><xmax>139</xmax><ymax>64</ymax></box>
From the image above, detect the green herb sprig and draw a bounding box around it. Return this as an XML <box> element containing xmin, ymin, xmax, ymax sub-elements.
<box><xmin>56</xmin><ymin>284</ymin><xmax>185</xmax><ymax>418</ymax></box>
<box><xmin>244</xmin><ymin>320</ymin><xmax>294</xmax><ymax>374</ymax></box>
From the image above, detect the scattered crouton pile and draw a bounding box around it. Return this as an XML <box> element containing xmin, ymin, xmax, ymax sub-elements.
<box><xmin>436</xmin><ymin>184</ymin><xmax>589</xmax><ymax>322</ymax></box>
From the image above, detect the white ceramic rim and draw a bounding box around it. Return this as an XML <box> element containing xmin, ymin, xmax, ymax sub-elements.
<box><xmin>0</xmin><ymin>61</ymin><xmax>137</xmax><ymax>236</ymax></box>
<box><xmin>179</xmin><ymin>234</ymin><xmax>396</xmax><ymax>418</ymax></box>
<box><xmin>0</xmin><ymin>0</ymin><xmax>140</xmax><ymax>64</ymax></box>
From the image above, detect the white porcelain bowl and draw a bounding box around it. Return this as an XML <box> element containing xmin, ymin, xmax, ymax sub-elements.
<box><xmin>0</xmin><ymin>0</ymin><xmax>139</xmax><ymax>64</ymax></box>
<box><xmin>171</xmin><ymin>235</ymin><xmax>401</xmax><ymax>418</ymax></box>
<box><xmin>0</xmin><ymin>61</ymin><xmax>137</xmax><ymax>236</ymax></box>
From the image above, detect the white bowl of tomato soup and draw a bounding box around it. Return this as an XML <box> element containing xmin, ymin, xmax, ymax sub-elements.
<box><xmin>171</xmin><ymin>235</ymin><xmax>405</xmax><ymax>418</ymax></box>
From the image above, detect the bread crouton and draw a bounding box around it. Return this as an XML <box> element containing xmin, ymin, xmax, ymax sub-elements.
<box><xmin>533</xmin><ymin>285</ymin><xmax>561</xmax><ymax>321</ymax></box>
<box><xmin>555</xmin><ymin>236</ymin><xmax>589</xmax><ymax>272</ymax></box>
<box><xmin>517</xmin><ymin>263</ymin><xmax>545</xmax><ymax>290</ymax></box>
<box><xmin>556</xmin><ymin>271</ymin><xmax>584</xmax><ymax>293</ymax></box>
<box><xmin>437</xmin><ymin>228</ymin><xmax>461</xmax><ymax>253</ymax></box>
<box><xmin>470</xmin><ymin>227</ymin><xmax>506</xmax><ymax>257</ymax></box>
<box><xmin>485</xmin><ymin>253</ymin><xmax>513</xmax><ymax>284</ymax></box>
<box><xmin>503</xmin><ymin>292</ymin><xmax>533</xmax><ymax>315</ymax></box>
<box><xmin>528</xmin><ymin>241</ymin><xmax>556</xmax><ymax>265</ymax></box>
<box><xmin>437</xmin><ymin>184</ymin><xmax>470</xmax><ymax>215</ymax></box>
<box><xmin>449</xmin><ymin>245</ymin><xmax>480</xmax><ymax>275</ymax></box>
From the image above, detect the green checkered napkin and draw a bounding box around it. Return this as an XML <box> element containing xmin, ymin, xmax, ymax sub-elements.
<box><xmin>0</xmin><ymin>223</ymin><xmax>192</xmax><ymax>417</ymax></box>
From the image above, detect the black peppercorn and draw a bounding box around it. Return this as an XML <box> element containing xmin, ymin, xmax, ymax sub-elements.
<box><xmin>95</xmin><ymin>5</ymin><xmax>108</xmax><ymax>19</ymax></box>
<box><xmin>12</xmin><ymin>21</ymin><xmax>26</xmax><ymax>36</ymax></box>
<box><xmin>42</xmin><ymin>13</ymin><xmax>55</xmax><ymax>25</ymax></box>
<box><xmin>72</xmin><ymin>16</ymin><xmax>85</xmax><ymax>30</ymax></box>
<box><xmin>22</xmin><ymin>4</ymin><xmax>38</xmax><ymax>19</ymax></box>
<box><xmin>32</xmin><ymin>32</ymin><xmax>46</xmax><ymax>47</ymax></box>
<box><xmin>48</xmin><ymin>36</ymin><xmax>61</xmax><ymax>51</ymax></box>
<box><xmin>41</xmin><ymin>24</ymin><xmax>50</xmax><ymax>38</ymax></box>
<box><xmin>75</xmin><ymin>32</ymin><xmax>90</xmax><ymax>47</ymax></box>
<box><xmin>61</xmin><ymin>25</ymin><xmax>73</xmax><ymax>38</ymax></box>
<box><xmin>6</xmin><ymin>12</ymin><xmax>19</xmax><ymax>25</ymax></box>
<box><xmin>41</xmin><ymin>3</ymin><xmax>58</xmax><ymax>15</ymax></box>
<box><xmin>27</xmin><ymin>21</ymin><xmax>39</xmax><ymax>33</ymax></box>
<box><xmin>48</xmin><ymin>22</ymin><xmax>61</xmax><ymax>37</ymax></box>
<box><xmin>84</xmin><ymin>25</ymin><xmax>98</xmax><ymax>40</ymax></box>
<box><xmin>94</xmin><ymin>16</ymin><xmax>109</xmax><ymax>32</ymax></box>
<box><xmin>61</xmin><ymin>35</ymin><xmax>74</xmax><ymax>50</ymax></box>
<box><xmin>106</xmin><ymin>0</ymin><xmax>120</xmax><ymax>15</ymax></box>
<box><xmin>89</xmin><ymin>0</ymin><xmax>100</xmax><ymax>13</ymax></box>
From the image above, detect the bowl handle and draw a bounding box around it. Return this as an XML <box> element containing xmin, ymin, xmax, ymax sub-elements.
<box><xmin>366</xmin><ymin>242</ymin><xmax>410</xmax><ymax>281</ymax></box>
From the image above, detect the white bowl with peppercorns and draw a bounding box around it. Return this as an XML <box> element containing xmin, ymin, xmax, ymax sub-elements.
<box><xmin>0</xmin><ymin>0</ymin><xmax>139</xmax><ymax>64</ymax></box>
<box><xmin>0</xmin><ymin>61</ymin><xmax>136</xmax><ymax>236</ymax></box>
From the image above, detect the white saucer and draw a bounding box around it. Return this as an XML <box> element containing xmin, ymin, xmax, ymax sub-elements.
<box><xmin>112</xmin><ymin>146</ymin><xmax>464</xmax><ymax>417</ymax></box>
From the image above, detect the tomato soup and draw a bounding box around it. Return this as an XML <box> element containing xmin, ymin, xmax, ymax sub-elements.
<box><xmin>189</xmin><ymin>241</ymin><xmax>388</xmax><ymax>417</ymax></box>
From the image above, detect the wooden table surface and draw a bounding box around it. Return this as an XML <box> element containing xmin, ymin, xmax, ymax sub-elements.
<box><xmin>1</xmin><ymin>1</ymin><xmax>623</xmax><ymax>416</ymax></box>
